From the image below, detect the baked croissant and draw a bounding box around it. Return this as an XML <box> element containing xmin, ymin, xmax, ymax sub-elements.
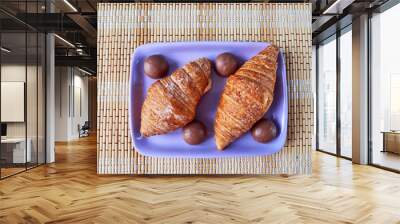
<box><xmin>215</xmin><ymin>45</ymin><xmax>279</xmax><ymax>150</ymax></box>
<box><xmin>140</xmin><ymin>58</ymin><xmax>212</xmax><ymax>137</ymax></box>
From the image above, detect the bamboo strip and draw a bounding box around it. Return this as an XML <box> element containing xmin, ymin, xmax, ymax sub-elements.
<box><xmin>97</xmin><ymin>3</ymin><xmax>312</xmax><ymax>175</ymax></box>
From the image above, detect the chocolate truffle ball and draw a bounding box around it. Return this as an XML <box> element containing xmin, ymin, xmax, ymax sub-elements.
<box><xmin>215</xmin><ymin>52</ymin><xmax>239</xmax><ymax>77</ymax></box>
<box><xmin>183</xmin><ymin>120</ymin><xmax>207</xmax><ymax>145</ymax></box>
<box><xmin>251</xmin><ymin>119</ymin><xmax>277</xmax><ymax>143</ymax></box>
<box><xmin>144</xmin><ymin>55</ymin><xmax>169</xmax><ymax>79</ymax></box>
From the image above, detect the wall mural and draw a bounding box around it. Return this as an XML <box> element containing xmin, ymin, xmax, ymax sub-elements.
<box><xmin>97</xmin><ymin>3</ymin><xmax>313</xmax><ymax>175</ymax></box>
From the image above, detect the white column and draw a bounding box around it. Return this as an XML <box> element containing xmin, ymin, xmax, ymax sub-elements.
<box><xmin>46</xmin><ymin>32</ymin><xmax>55</xmax><ymax>163</ymax></box>
<box><xmin>352</xmin><ymin>14</ymin><xmax>369</xmax><ymax>164</ymax></box>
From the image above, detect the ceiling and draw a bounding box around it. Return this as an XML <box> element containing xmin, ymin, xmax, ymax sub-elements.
<box><xmin>0</xmin><ymin>0</ymin><xmax>392</xmax><ymax>73</ymax></box>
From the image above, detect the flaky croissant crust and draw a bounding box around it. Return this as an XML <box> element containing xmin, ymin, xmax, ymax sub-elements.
<box><xmin>215</xmin><ymin>45</ymin><xmax>279</xmax><ymax>150</ymax></box>
<box><xmin>140</xmin><ymin>57</ymin><xmax>212</xmax><ymax>137</ymax></box>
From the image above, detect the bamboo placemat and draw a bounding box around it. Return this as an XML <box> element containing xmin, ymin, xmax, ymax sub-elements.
<box><xmin>97</xmin><ymin>3</ymin><xmax>313</xmax><ymax>175</ymax></box>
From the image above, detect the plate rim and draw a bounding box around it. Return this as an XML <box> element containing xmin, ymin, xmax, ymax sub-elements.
<box><xmin>129</xmin><ymin>41</ymin><xmax>288</xmax><ymax>158</ymax></box>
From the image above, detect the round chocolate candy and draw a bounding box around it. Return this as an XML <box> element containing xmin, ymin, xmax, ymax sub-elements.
<box><xmin>183</xmin><ymin>120</ymin><xmax>207</xmax><ymax>145</ymax></box>
<box><xmin>251</xmin><ymin>119</ymin><xmax>277</xmax><ymax>143</ymax></box>
<box><xmin>143</xmin><ymin>55</ymin><xmax>169</xmax><ymax>79</ymax></box>
<box><xmin>215</xmin><ymin>52</ymin><xmax>239</xmax><ymax>77</ymax></box>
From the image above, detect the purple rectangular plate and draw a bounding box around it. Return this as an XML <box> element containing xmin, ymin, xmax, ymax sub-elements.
<box><xmin>129</xmin><ymin>42</ymin><xmax>287</xmax><ymax>158</ymax></box>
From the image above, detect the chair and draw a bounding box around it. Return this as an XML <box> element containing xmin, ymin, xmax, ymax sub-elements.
<box><xmin>79</xmin><ymin>121</ymin><xmax>90</xmax><ymax>138</ymax></box>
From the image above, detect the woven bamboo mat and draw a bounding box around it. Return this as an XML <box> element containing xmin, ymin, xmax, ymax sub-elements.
<box><xmin>97</xmin><ymin>3</ymin><xmax>313</xmax><ymax>175</ymax></box>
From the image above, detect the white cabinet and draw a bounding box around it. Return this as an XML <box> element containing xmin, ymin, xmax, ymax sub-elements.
<box><xmin>1</xmin><ymin>138</ymin><xmax>32</xmax><ymax>163</ymax></box>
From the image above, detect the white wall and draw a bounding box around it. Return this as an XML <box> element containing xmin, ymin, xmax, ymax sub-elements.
<box><xmin>55</xmin><ymin>66</ymin><xmax>69</xmax><ymax>141</ymax></box>
<box><xmin>1</xmin><ymin>63</ymin><xmax>46</xmax><ymax>163</ymax></box>
<box><xmin>71</xmin><ymin>72</ymin><xmax>89</xmax><ymax>138</ymax></box>
<box><xmin>1</xmin><ymin>64</ymin><xmax>42</xmax><ymax>138</ymax></box>
<box><xmin>54</xmin><ymin>67</ymin><xmax>89</xmax><ymax>141</ymax></box>
<box><xmin>1</xmin><ymin>64</ymin><xmax>26</xmax><ymax>139</ymax></box>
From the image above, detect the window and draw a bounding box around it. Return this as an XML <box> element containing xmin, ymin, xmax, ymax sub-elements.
<box><xmin>316</xmin><ymin>26</ymin><xmax>353</xmax><ymax>159</ymax></box>
<box><xmin>0</xmin><ymin>1</ymin><xmax>47</xmax><ymax>179</ymax></box>
<box><xmin>370</xmin><ymin>3</ymin><xmax>400</xmax><ymax>171</ymax></box>
<box><xmin>317</xmin><ymin>36</ymin><xmax>337</xmax><ymax>154</ymax></box>
<box><xmin>339</xmin><ymin>28</ymin><xmax>352</xmax><ymax>158</ymax></box>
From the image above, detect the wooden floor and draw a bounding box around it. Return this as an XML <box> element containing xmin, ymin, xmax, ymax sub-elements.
<box><xmin>0</xmin><ymin>167</ymin><xmax>26</xmax><ymax>178</ymax></box>
<box><xmin>372</xmin><ymin>150</ymin><xmax>400</xmax><ymax>171</ymax></box>
<box><xmin>1</xmin><ymin>135</ymin><xmax>400</xmax><ymax>224</ymax></box>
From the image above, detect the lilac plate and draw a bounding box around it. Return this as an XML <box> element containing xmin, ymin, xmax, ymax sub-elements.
<box><xmin>129</xmin><ymin>42</ymin><xmax>287</xmax><ymax>158</ymax></box>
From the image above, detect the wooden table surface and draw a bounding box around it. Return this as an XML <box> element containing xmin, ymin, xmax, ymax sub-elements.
<box><xmin>0</xmin><ymin>134</ymin><xmax>399</xmax><ymax>223</ymax></box>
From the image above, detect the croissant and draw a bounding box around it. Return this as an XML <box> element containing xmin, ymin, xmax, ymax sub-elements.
<box><xmin>215</xmin><ymin>45</ymin><xmax>279</xmax><ymax>150</ymax></box>
<box><xmin>140</xmin><ymin>58</ymin><xmax>212</xmax><ymax>137</ymax></box>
